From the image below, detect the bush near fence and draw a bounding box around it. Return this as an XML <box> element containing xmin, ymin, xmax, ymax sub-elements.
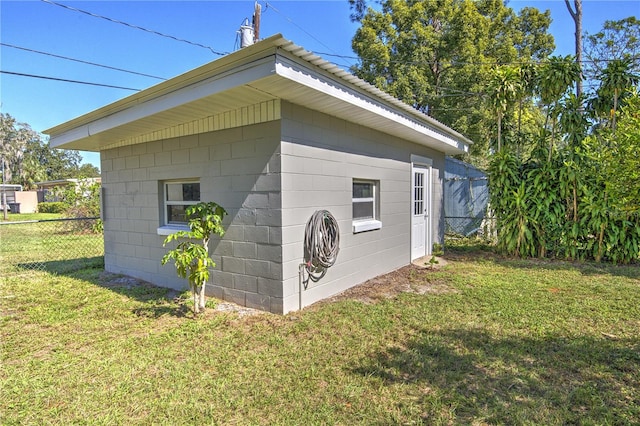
<box><xmin>0</xmin><ymin>217</ymin><xmax>104</xmax><ymax>275</ymax></box>
<box><xmin>38</xmin><ymin>202</ymin><xmax>67</xmax><ymax>213</ymax></box>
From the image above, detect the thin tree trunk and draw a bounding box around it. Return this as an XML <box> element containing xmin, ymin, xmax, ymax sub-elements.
<box><xmin>200</xmin><ymin>236</ymin><xmax>209</xmax><ymax>312</ymax></box>
<box><xmin>597</xmin><ymin>222</ymin><xmax>605</xmax><ymax>262</ymax></box>
<box><xmin>517</xmin><ymin>99</ymin><xmax>523</xmax><ymax>158</ymax></box>
<box><xmin>612</xmin><ymin>89</ymin><xmax>619</xmax><ymax>132</ymax></box>
<box><xmin>564</xmin><ymin>0</ymin><xmax>583</xmax><ymax>98</ymax></box>
<box><xmin>549</xmin><ymin>122</ymin><xmax>555</xmax><ymax>162</ymax></box>
<box><xmin>497</xmin><ymin>111</ymin><xmax>502</xmax><ymax>152</ymax></box>
<box><xmin>573</xmin><ymin>181</ymin><xmax>578</xmax><ymax>222</ymax></box>
<box><xmin>193</xmin><ymin>286</ymin><xmax>200</xmax><ymax>314</ymax></box>
<box><xmin>198</xmin><ymin>284</ymin><xmax>206</xmax><ymax>311</ymax></box>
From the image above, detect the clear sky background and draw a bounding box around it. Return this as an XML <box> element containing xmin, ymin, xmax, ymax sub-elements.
<box><xmin>1</xmin><ymin>0</ymin><xmax>637</xmax><ymax>169</ymax></box>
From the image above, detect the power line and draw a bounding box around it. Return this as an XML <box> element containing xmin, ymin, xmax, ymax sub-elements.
<box><xmin>0</xmin><ymin>70</ymin><xmax>141</xmax><ymax>91</ymax></box>
<box><xmin>41</xmin><ymin>0</ymin><xmax>228</xmax><ymax>56</ymax></box>
<box><xmin>1</xmin><ymin>43</ymin><xmax>166</xmax><ymax>81</ymax></box>
<box><xmin>315</xmin><ymin>50</ymin><xmax>640</xmax><ymax>68</ymax></box>
<box><xmin>264</xmin><ymin>2</ymin><xmax>354</xmax><ymax>67</ymax></box>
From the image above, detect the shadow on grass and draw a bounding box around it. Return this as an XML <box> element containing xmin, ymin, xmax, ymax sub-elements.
<box><xmin>17</xmin><ymin>257</ymin><xmax>189</xmax><ymax>318</ymax></box>
<box><xmin>445</xmin><ymin>244</ymin><xmax>640</xmax><ymax>280</ymax></box>
<box><xmin>353</xmin><ymin>328</ymin><xmax>640</xmax><ymax>424</ymax></box>
<box><xmin>94</xmin><ymin>272</ymin><xmax>190</xmax><ymax>319</ymax></box>
<box><xmin>17</xmin><ymin>256</ymin><xmax>105</xmax><ymax>275</ymax></box>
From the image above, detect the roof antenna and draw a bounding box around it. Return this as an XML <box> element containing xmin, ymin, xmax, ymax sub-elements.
<box><xmin>238</xmin><ymin>2</ymin><xmax>261</xmax><ymax>48</ymax></box>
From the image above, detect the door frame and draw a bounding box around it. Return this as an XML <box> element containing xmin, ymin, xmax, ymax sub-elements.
<box><xmin>411</xmin><ymin>155</ymin><xmax>433</xmax><ymax>261</ymax></box>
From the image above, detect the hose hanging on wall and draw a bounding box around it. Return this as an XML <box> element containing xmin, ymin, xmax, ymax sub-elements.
<box><xmin>303</xmin><ymin>210</ymin><xmax>340</xmax><ymax>285</ymax></box>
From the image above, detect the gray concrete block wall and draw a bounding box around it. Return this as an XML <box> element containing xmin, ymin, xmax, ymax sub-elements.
<box><xmin>279</xmin><ymin>102</ymin><xmax>445</xmax><ymax>313</ymax></box>
<box><xmin>100</xmin><ymin>102</ymin><xmax>448</xmax><ymax>315</ymax></box>
<box><xmin>101</xmin><ymin>120</ymin><xmax>284</xmax><ymax>313</ymax></box>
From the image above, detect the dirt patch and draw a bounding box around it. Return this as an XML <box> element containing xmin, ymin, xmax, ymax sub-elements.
<box><xmin>98</xmin><ymin>272</ymin><xmax>263</xmax><ymax>317</ymax></box>
<box><xmin>326</xmin><ymin>263</ymin><xmax>456</xmax><ymax>305</ymax></box>
<box><xmin>98</xmin><ymin>262</ymin><xmax>455</xmax><ymax>316</ymax></box>
<box><xmin>213</xmin><ymin>302</ymin><xmax>263</xmax><ymax>318</ymax></box>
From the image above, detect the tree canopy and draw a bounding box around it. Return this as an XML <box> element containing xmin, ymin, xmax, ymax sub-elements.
<box><xmin>348</xmin><ymin>2</ymin><xmax>640</xmax><ymax>261</ymax></box>
<box><xmin>0</xmin><ymin>113</ymin><xmax>99</xmax><ymax>189</ymax></box>
<box><xmin>584</xmin><ymin>17</ymin><xmax>640</xmax><ymax>82</ymax></box>
<box><xmin>350</xmin><ymin>0</ymin><xmax>554</xmax><ymax>161</ymax></box>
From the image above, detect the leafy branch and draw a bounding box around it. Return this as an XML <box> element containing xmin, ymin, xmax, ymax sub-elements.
<box><xmin>161</xmin><ymin>201</ymin><xmax>227</xmax><ymax>314</ymax></box>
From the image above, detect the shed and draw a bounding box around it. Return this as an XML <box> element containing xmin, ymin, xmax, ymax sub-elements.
<box><xmin>45</xmin><ymin>35</ymin><xmax>471</xmax><ymax>314</ymax></box>
<box><xmin>0</xmin><ymin>184</ymin><xmax>38</xmax><ymax>214</ymax></box>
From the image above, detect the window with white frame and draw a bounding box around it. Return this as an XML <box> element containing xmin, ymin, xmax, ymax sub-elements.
<box><xmin>163</xmin><ymin>180</ymin><xmax>200</xmax><ymax>226</ymax></box>
<box><xmin>352</xmin><ymin>179</ymin><xmax>382</xmax><ymax>233</ymax></box>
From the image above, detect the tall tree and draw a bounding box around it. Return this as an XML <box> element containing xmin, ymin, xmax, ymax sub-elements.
<box><xmin>584</xmin><ymin>17</ymin><xmax>640</xmax><ymax>81</ymax></box>
<box><xmin>24</xmin><ymin>137</ymin><xmax>82</xmax><ymax>183</ymax></box>
<box><xmin>76</xmin><ymin>163</ymin><xmax>100</xmax><ymax>178</ymax></box>
<box><xmin>350</xmin><ymin>0</ymin><xmax>554</xmax><ymax>161</ymax></box>
<box><xmin>487</xmin><ymin>66</ymin><xmax>521</xmax><ymax>152</ymax></box>
<box><xmin>0</xmin><ymin>113</ymin><xmax>33</xmax><ymax>183</ymax></box>
<box><xmin>591</xmin><ymin>58</ymin><xmax>640</xmax><ymax>131</ymax></box>
<box><xmin>596</xmin><ymin>91</ymin><xmax>640</xmax><ymax>212</ymax></box>
<box><xmin>536</xmin><ymin>55</ymin><xmax>581</xmax><ymax>158</ymax></box>
<box><xmin>564</xmin><ymin>0</ymin><xmax>583</xmax><ymax>98</ymax></box>
<box><xmin>1</xmin><ymin>113</ymin><xmax>89</xmax><ymax>189</ymax></box>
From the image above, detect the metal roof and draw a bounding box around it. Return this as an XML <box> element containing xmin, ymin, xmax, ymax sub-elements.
<box><xmin>45</xmin><ymin>34</ymin><xmax>471</xmax><ymax>155</ymax></box>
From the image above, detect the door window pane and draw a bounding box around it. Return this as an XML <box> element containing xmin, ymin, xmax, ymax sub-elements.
<box><xmin>414</xmin><ymin>172</ymin><xmax>424</xmax><ymax>215</ymax></box>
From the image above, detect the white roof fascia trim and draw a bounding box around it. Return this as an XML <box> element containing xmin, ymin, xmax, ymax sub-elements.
<box><xmin>49</xmin><ymin>57</ymin><xmax>277</xmax><ymax>149</ymax></box>
<box><xmin>277</xmin><ymin>43</ymin><xmax>472</xmax><ymax>148</ymax></box>
<box><xmin>274</xmin><ymin>55</ymin><xmax>468</xmax><ymax>153</ymax></box>
<box><xmin>49</xmin><ymin>126</ymin><xmax>92</xmax><ymax>149</ymax></box>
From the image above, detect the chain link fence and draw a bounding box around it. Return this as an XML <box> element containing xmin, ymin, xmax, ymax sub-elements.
<box><xmin>0</xmin><ymin>217</ymin><xmax>104</xmax><ymax>276</ymax></box>
<box><xmin>444</xmin><ymin>157</ymin><xmax>495</xmax><ymax>245</ymax></box>
<box><xmin>445</xmin><ymin>215</ymin><xmax>496</xmax><ymax>241</ymax></box>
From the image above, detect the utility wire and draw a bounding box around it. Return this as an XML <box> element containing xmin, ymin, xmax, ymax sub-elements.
<box><xmin>316</xmin><ymin>50</ymin><xmax>640</xmax><ymax>67</ymax></box>
<box><xmin>264</xmin><ymin>2</ymin><xmax>354</xmax><ymax>67</ymax></box>
<box><xmin>1</xmin><ymin>43</ymin><xmax>166</xmax><ymax>80</ymax></box>
<box><xmin>41</xmin><ymin>0</ymin><xmax>228</xmax><ymax>56</ymax></box>
<box><xmin>0</xmin><ymin>70</ymin><xmax>141</xmax><ymax>91</ymax></box>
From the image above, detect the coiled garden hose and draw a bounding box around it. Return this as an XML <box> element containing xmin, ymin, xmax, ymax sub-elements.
<box><xmin>303</xmin><ymin>210</ymin><xmax>340</xmax><ymax>284</ymax></box>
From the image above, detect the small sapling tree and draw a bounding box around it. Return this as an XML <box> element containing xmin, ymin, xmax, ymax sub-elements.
<box><xmin>161</xmin><ymin>201</ymin><xmax>226</xmax><ymax>314</ymax></box>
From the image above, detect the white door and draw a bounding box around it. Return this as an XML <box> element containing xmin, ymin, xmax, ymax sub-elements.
<box><xmin>411</xmin><ymin>165</ymin><xmax>431</xmax><ymax>260</ymax></box>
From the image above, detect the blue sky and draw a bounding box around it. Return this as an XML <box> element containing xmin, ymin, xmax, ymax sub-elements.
<box><xmin>1</xmin><ymin>0</ymin><xmax>637</xmax><ymax>169</ymax></box>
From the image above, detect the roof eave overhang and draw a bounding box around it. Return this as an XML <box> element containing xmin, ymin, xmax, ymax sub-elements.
<box><xmin>46</xmin><ymin>35</ymin><xmax>470</xmax><ymax>155</ymax></box>
<box><xmin>46</xmin><ymin>46</ymin><xmax>282</xmax><ymax>151</ymax></box>
<box><xmin>269</xmin><ymin>54</ymin><xmax>469</xmax><ymax>155</ymax></box>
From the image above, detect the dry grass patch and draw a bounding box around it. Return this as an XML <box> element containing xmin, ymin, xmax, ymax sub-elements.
<box><xmin>324</xmin><ymin>264</ymin><xmax>456</xmax><ymax>305</ymax></box>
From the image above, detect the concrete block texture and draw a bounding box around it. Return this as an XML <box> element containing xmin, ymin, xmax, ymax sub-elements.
<box><xmin>103</xmin><ymin>121</ymin><xmax>283</xmax><ymax>311</ymax></box>
<box><xmin>102</xmin><ymin>103</ymin><xmax>449</xmax><ymax>315</ymax></box>
<box><xmin>246</xmin><ymin>293</ymin><xmax>271</xmax><ymax>311</ymax></box>
<box><xmin>234</xmin><ymin>274</ymin><xmax>258</xmax><ymax>293</ymax></box>
<box><xmin>279</xmin><ymin>103</ymin><xmax>445</xmax><ymax>313</ymax></box>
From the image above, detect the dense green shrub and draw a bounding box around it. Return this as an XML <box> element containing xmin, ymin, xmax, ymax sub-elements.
<box><xmin>489</xmin><ymin>138</ymin><xmax>640</xmax><ymax>264</ymax></box>
<box><xmin>38</xmin><ymin>202</ymin><xmax>66</xmax><ymax>213</ymax></box>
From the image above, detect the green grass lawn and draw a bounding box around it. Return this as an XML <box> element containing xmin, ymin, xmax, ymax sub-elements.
<box><xmin>0</xmin><ymin>218</ymin><xmax>103</xmax><ymax>275</ymax></box>
<box><xmin>0</xmin><ymin>212</ymin><xmax>63</xmax><ymax>222</ymax></box>
<box><xmin>1</xmin><ymin>250</ymin><xmax>639</xmax><ymax>425</ymax></box>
